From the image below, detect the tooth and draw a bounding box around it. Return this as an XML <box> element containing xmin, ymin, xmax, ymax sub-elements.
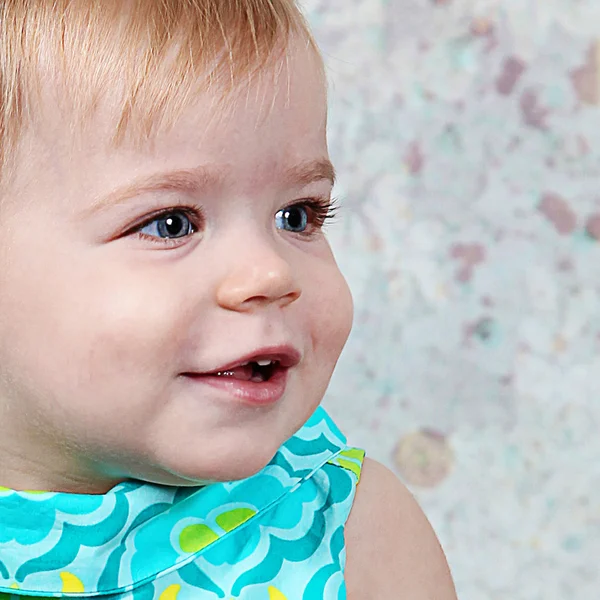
<box><xmin>256</xmin><ymin>360</ymin><xmax>273</xmax><ymax>366</ymax></box>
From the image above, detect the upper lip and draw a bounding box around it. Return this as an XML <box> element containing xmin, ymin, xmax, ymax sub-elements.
<box><xmin>198</xmin><ymin>345</ymin><xmax>302</xmax><ymax>374</ymax></box>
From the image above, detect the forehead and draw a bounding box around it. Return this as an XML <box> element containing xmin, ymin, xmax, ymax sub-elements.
<box><xmin>120</xmin><ymin>42</ymin><xmax>326</xmax><ymax>184</ymax></box>
<box><xmin>7</xmin><ymin>40</ymin><xmax>328</xmax><ymax>214</ymax></box>
<box><xmin>59</xmin><ymin>35</ymin><xmax>326</xmax><ymax>149</ymax></box>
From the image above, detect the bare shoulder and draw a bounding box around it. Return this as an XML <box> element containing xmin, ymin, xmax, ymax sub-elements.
<box><xmin>344</xmin><ymin>457</ymin><xmax>458</xmax><ymax>599</ymax></box>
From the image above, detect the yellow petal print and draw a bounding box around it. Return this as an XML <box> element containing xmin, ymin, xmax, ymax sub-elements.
<box><xmin>339</xmin><ymin>448</ymin><xmax>365</xmax><ymax>461</ymax></box>
<box><xmin>179</xmin><ymin>524</ymin><xmax>219</xmax><ymax>553</ymax></box>
<box><xmin>268</xmin><ymin>586</ymin><xmax>288</xmax><ymax>600</ymax></box>
<box><xmin>215</xmin><ymin>508</ymin><xmax>257</xmax><ymax>533</ymax></box>
<box><xmin>336</xmin><ymin>458</ymin><xmax>362</xmax><ymax>480</ymax></box>
<box><xmin>60</xmin><ymin>572</ymin><xmax>84</xmax><ymax>593</ymax></box>
<box><xmin>159</xmin><ymin>584</ymin><xmax>181</xmax><ymax>600</ymax></box>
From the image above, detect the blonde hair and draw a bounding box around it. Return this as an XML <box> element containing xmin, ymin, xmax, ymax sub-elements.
<box><xmin>0</xmin><ymin>0</ymin><xmax>320</xmax><ymax>188</ymax></box>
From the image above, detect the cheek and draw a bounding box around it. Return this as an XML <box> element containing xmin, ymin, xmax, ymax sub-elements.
<box><xmin>0</xmin><ymin>255</ymin><xmax>190</xmax><ymax>408</ymax></box>
<box><xmin>66</xmin><ymin>274</ymin><xmax>190</xmax><ymax>390</ymax></box>
<box><xmin>307</xmin><ymin>262</ymin><xmax>353</xmax><ymax>362</ymax></box>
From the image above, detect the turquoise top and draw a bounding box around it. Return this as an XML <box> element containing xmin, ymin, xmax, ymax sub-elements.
<box><xmin>0</xmin><ymin>407</ymin><xmax>364</xmax><ymax>600</ymax></box>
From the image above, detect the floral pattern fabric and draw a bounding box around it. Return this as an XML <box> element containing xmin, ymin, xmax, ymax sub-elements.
<box><xmin>0</xmin><ymin>407</ymin><xmax>364</xmax><ymax>600</ymax></box>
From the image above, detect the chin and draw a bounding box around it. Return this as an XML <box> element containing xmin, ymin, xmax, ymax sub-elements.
<box><xmin>142</xmin><ymin>444</ymin><xmax>280</xmax><ymax>487</ymax></box>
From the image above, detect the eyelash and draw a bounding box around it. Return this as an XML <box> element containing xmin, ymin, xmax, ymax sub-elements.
<box><xmin>292</xmin><ymin>197</ymin><xmax>339</xmax><ymax>235</ymax></box>
<box><xmin>129</xmin><ymin>197</ymin><xmax>338</xmax><ymax>246</ymax></box>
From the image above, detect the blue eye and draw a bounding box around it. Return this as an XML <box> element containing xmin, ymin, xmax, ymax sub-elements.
<box><xmin>275</xmin><ymin>205</ymin><xmax>309</xmax><ymax>233</ymax></box>
<box><xmin>139</xmin><ymin>211</ymin><xmax>195</xmax><ymax>239</ymax></box>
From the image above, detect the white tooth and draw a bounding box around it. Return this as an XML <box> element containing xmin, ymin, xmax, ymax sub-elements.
<box><xmin>256</xmin><ymin>359</ymin><xmax>273</xmax><ymax>366</ymax></box>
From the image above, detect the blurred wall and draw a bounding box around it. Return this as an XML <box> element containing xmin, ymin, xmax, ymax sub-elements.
<box><xmin>304</xmin><ymin>1</ymin><xmax>598</xmax><ymax>598</ymax></box>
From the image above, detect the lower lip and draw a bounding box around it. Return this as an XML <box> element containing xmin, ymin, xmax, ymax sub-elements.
<box><xmin>183</xmin><ymin>368</ymin><xmax>289</xmax><ymax>406</ymax></box>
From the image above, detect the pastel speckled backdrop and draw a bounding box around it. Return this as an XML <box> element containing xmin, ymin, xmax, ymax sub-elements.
<box><xmin>304</xmin><ymin>1</ymin><xmax>599</xmax><ymax>598</ymax></box>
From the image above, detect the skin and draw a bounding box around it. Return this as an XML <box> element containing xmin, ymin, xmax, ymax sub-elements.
<box><xmin>0</xmin><ymin>40</ymin><xmax>351</xmax><ymax>493</ymax></box>
<box><xmin>345</xmin><ymin>458</ymin><xmax>458</xmax><ymax>598</ymax></box>
<box><xmin>0</xmin><ymin>36</ymin><xmax>457</xmax><ymax>597</ymax></box>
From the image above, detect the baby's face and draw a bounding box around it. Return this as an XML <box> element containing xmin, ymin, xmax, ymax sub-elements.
<box><xmin>0</xmin><ymin>40</ymin><xmax>353</xmax><ymax>492</ymax></box>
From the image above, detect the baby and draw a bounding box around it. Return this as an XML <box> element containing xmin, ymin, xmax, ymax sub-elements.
<box><xmin>0</xmin><ymin>1</ymin><xmax>457</xmax><ymax>598</ymax></box>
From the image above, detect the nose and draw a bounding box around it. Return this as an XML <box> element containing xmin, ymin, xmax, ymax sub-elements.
<box><xmin>215</xmin><ymin>240</ymin><xmax>301</xmax><ymax>312</ymax></box>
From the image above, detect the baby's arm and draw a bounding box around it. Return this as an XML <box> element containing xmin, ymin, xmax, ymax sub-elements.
<box><xmin>345</xmin><ymin>458</ymin><xmax>458</xmax><ymax>599</ymax></box>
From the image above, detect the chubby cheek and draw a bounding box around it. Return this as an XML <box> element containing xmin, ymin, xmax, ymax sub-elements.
<box><xmin>303</xmin><ymin>256</ymin><xmax>353</xmax><ymax>387</ymax></box>
<box><xmin>1</xmin><ymin>257</ymin><xmax>190</xmax><ymax>435</ymax></box>
<box><xmin>67</xmin><ymin>274</ymin><xmax>188</xmax><ymax>407</ymax></box>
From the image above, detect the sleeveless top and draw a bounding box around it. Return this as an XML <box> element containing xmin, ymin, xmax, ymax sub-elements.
<box><xmin>0</xmin><ymin>406</ymin><xmax>365</xmax><ymax>600</ymax></box>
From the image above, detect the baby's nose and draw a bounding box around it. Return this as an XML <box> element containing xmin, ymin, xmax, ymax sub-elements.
<box><xmin>215</xmin><ymin>240</ymin><xmax>301</xmax><ymax>312</ymax></box>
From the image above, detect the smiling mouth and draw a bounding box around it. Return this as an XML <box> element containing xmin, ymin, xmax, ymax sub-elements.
<box><xmin>181</xmin><ymin>347</ymin><xmax>299</xmax><ymax>405</ymax></box>
<box><xmin>210</xmin><ymin>360</ymin><xmax>280</xmax><ymax>383</ymax></box>
<box><xmin>182</xmin><ymin>360</ymin><xmax>289</xmax><ymax>406</ymax></box>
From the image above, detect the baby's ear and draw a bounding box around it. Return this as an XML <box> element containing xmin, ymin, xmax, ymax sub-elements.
<box><xmin>344</xmin><ymin>457</ymin><xmax>458</xmax><ymax>599</ymax></box>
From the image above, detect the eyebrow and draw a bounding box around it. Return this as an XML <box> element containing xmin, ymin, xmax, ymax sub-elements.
<box><xmin>82</xmin><ymin>166</ymin><xmax>225</xmax><ymax>218</ymax></box>
<box><xmin>84</xmin><ymin>158</ymin><xmax>336</xmax><ymax>217</ymax></box>
<box><xmin>285</xmin><ymin>158</ymin><xmax>336</xmax><ymax>188</ymax></box>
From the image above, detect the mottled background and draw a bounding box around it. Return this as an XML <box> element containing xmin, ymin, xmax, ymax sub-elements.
<box><xmin>303</xmin><ymin>1</ymin><xmax>599</xmax><ymax>598</ymax></box>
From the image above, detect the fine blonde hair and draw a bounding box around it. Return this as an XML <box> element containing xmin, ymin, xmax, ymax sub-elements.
<box><xmin>0</xmin><ymin>0</ymin><xmax>320</xmax><ymax>189</ymax></box>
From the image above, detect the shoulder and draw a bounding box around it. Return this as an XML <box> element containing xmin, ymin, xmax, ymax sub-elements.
<box><xmin>344</xmin><ymin>457</ymin><xmax>457</xmax><ymax>599</ymax></box>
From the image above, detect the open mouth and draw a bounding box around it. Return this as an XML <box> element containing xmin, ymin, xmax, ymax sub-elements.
<box><xmin>210</xmin><ymin>359</ymin><xmax>280</xmax><ymax>383</ymax></box>
<box><xmin>182</xmin><ymin>349</ymin><xmax>299</xmax><ymax>405</ymax></box>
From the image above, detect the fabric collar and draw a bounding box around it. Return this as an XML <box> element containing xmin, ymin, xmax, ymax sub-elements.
<box><xmin>0</xmin><ymin>406</ymin><xmax>347</xmax><ymax>597</ymax></box>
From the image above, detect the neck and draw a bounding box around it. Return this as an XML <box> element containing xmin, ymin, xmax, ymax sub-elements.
<box><xmin>0</xmin><ymin>426</ymin><xmax>124</xmax><ymax>494</ymax></box>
